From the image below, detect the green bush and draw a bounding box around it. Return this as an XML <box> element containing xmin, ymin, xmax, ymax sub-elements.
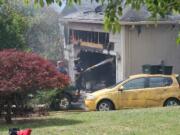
<box><xmin>29</xmin><ymin>89</ymin><xmax>59</xmax><ymax>108</ymax></box>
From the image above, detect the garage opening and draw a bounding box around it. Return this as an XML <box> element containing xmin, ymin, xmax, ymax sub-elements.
<box><xmin>75</xmin><ymin>51</ymin><xmax>116</xmax><ymax>91</ymax></box>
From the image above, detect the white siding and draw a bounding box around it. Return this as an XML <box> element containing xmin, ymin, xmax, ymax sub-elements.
<box><xmin>109</xmin><ymin>32</ymin><xmax>123</xmax><ymax>82</ymax></box>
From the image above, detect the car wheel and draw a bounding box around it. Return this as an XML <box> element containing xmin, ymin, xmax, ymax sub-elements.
<box><xmin>59</xmin><ymin>95</ymin><xmax>71</xmax><ymax>110</ymax></box>
<box><xmin>97</xmin><ymin>100</ymin><xmax>113</xmax><ymax>111</ymax></box>
<box><xmin>164</xmin><ymin>98</ymin><xmax>179</xmax><ymax>107</ymax></box>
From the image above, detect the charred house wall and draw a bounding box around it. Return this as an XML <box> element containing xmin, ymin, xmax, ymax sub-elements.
<box><xmin>68</xmin><ymin>29</ymin><xmax>116</xmax><ymax>91</ymax></box>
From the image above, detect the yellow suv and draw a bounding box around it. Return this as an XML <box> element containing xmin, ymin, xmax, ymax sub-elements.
<box><xmin>85</xmin><ymin>74</ymin><xmax>180</xmax><ymax>111</ymax></box>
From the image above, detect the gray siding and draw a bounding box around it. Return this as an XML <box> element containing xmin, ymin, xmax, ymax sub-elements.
<box><xmin>124</xmin><ymin>24</ymin><xmax>180</xmax><ymax>77</ymax></box>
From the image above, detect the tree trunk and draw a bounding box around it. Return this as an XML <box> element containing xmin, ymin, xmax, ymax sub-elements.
<box><xmin>5</xmin><ymin>102</ymin><xmax>12</xmax><ymax>124</ymax></box>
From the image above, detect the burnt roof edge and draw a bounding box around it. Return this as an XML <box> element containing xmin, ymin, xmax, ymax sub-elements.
<box><xmin>60</xmin><ymin>18</ymin><xmax>180</xmax><ymax>25</ymax></box>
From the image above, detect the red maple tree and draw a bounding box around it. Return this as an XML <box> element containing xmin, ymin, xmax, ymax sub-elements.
<box><xmin>0</xmin><ymin>49</ymin><xmax>69</xmax><ymax>123</ymax></box>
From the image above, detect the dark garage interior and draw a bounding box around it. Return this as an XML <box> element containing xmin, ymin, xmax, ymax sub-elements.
<box><xmin>75</xmin><ymin>51</ymin><xmax>116</xmax><ymax>91</ymax></box>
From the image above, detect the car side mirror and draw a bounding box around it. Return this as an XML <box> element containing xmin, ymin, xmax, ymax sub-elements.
<box><xmin>118</xmin><ymin>86</ymin><xmax>124</xmax><ymax>92</ymax></box>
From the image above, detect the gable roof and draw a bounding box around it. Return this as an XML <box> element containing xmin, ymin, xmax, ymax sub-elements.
<box><xmin>61</xmin><ymin>1</ymin><xmax>180</xmax><ymax>25</ymax></box>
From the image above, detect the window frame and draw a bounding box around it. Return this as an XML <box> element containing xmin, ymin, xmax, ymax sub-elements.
<box><xmin>147</xmin><ymin>76</ymin><xmax>173</xmax><ymax>88</ymax></box>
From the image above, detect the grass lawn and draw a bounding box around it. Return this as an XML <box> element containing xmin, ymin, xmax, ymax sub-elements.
<box><xmin>1</xmin><ymin>107</ymin><xmax>180</xmax><ymax>135</ymax></box>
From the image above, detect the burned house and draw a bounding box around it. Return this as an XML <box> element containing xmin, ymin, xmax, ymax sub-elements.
<box><xmin>60</xmin><ymin>2</ymin><xmax>116</xmax><ymax>91</ymax></box>
<box><xmin>65</xmin><ymin>24</ymin><xmax>116</xmax><ymax>90</ymax></box>
<box><xmin>61</xmin><ymin>2</ymin><xmax>180</xmax><ymax>91</ymax></box>
<box><xmin>69</xmin><ymin>29</ymin><xmax>116</xmax><ymax>91</ymax></box>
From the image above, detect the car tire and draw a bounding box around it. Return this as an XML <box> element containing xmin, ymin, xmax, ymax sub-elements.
<box><xmin>164</xmin><ymin>98</ymin><xmax>179</xmax><ymax>107</ymax></box>
<box><xmin>97</xmin><ymin>100</ymin><xmax>113</xmax><ymax>111</ymax></box>
<box><xmin>59</xmin><ymin>95</ymin><xmax>71</xmax><ymax>110</ymax></box>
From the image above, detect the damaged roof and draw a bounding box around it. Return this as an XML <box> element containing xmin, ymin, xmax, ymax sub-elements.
<box><xmin>62</xmin><ymin>0</ymin><xmax>104</xmax><ymax>23</ymax></box>
<box><xmin>62</xmin><ymin>1</ymin><xmax>180</xmax><ymax>25</ymax></box>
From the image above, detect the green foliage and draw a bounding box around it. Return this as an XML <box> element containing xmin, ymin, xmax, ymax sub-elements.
<box><xmin>125</xmin><ymin>0</ymin><xmax>180</xmax><ymax>18</ymax></box>
<box><xmin>30</xmin><ymin>89</ymin><xmax>59</xmax><ymax>106</ymax></box>
<box><xmin>104</xmin><ymin>0</ymin><xmax>180</xmax><ymax>33</ymax></box>
<box><xmin>0</xmin><ymin>1</ymin><xmax>29</xmax><ymax>50</ymax></box>
<box><xmin>29</xmin><ymin>86</ymin><xmax>75</xmax><ymax>107</ymax></box>
<box><xmin>177</xmin><ymin>32</ymin><xmax>180</xmax><ymax>45</ymax></box>
<box><xmin>23</xmin><ymin>0</ymin><xmax>62</xmax><ymax>7</ymax></box>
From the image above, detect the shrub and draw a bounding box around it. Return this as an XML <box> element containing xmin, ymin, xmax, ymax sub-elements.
<box><xmin>0</xmin><ymin>49</ymin><xmax>69</xmax><ymax>123</ymax></box>
<box><xmin>29</xmin><ymin>89</ymin><xmax>59</xmax><ymax>107</ymax></box>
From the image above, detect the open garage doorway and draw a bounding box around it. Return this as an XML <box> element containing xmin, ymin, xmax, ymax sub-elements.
<box><xmin>75</xmin><ymin>51</ymin><xmax>116</xmax><ymax>92</ymax></box>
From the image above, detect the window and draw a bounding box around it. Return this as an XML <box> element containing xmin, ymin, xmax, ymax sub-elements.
<box><xmin>176</xmin><ymin>76</ymin><xmax>180</xmax><ymax>85</ymax></box>
<box><xmin>123</xmin><ymin>78</ymin><xmax>147</xmax><ymax>90</ymax></box>
<box><xmin>148</xmin><ymin>77</ymin><xmax>172</xmax><ymax>88</ymax></box>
